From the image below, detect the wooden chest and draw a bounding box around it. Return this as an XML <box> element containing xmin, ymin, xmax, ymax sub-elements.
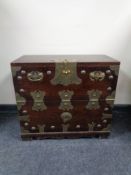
<box><xmin>11</xmin><ymin>55</ymin><xmax>120</xmax><ymax>140</ymax></box>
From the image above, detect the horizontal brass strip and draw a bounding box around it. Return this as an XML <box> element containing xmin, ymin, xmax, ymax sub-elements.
<box><xmin>21</xmin><ymin>131</ymin><xmax>110</xmax><ymax>136</ymax></box>
<box><xmin>17</xmin><ymin>99</ymin><xmax>115</xmax><ymax>102</ymax></box>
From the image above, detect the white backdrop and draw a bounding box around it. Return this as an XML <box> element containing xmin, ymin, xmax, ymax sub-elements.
<box><xmin>0</xmin><ymin>0</ymin><xmax>131</xmax><ymax>104</ymax></box>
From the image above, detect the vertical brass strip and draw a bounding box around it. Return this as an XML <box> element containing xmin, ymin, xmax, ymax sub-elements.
<box><xmin>106</xmin><ymin>91</ymin><xmax>115</xmax><ymax>107</ymax></box>
<box><xmin>110</xmin><ymin>65</ymin><xmax>120</xmax><ymax>76</ymax></box>
<box><xmin>16</xmin><ymin>93</ymin><xmax>26</xmax><ymax>110</ymax></box>
<box><xmin>11</xmin><ymin>66</ymin><xmax>21</xmax><ymax>77</ymax></box>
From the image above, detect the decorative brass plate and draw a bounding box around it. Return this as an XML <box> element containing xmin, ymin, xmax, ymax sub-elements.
<box><xmin>60</xmin><ymin>112</ymin><xmax>72</xmax><ymax>123</ymax></box>
<box><xmin>38</xmin><ymin>124</ymin><xmax>45</xmax><ymax>132</ymax></box>
<box><xmin>89</xmin><ymin>71</ymin><xmax>105</xmax><ymax>81</ymax></box>
<box><xmin>106</xmin><ymin>91</ymin><xmax>115</xmax><ymax>107</ymax></box>
<box><xmin>21</xmin><ymin>127</ymin><xmax>29</xmax><ymax>133</ymax></box>
<box><xmin>62</xmin><ymin>124</ymin><xmax>70</xmax><ymax>132</ymax></box>
<box><xmin>12</xmin><ymin>66</ymin><xmax>21</xmax><ymax>77</ymax></box>
<box><xmin>16</xmin><ymin>93</ymin><xmax>26</xmax><ymax>110</ymax></box>
<box><xmin>88</xmin><ymin>122</ymin><xmax>95</xmax><ymax>131</ymax></box>
<box><xmin>30</xmin><ymin>90</ymin><xmax>47</xmax><ymax>111</ymax></box>
<box><xmin>110</xmin><ymin>65</ymin><xmax>120</xmax><ymax>76</ymax></box>
<box><xmin>102</xmin><ymin>124</ymin><xmax>111</xmax><ymax>131</ymax></box>
<box><xmin>59</xmin><ymin>90</ymin><xmax>74</xmax><ymax>111</ymax></box>
<box><xmin>27</xmin><ymin>71</ymin><xmax>43</xmax><ymax>81</ymax></box>
<box><xmin>51</xmin><ymin>61</ymin><xmax>81</xmax><ymax>86</ymax></box>
<box><xmin>86</xmin><ymin>90</ymin><xmax>102</xmax><ymax>110</ymax></box>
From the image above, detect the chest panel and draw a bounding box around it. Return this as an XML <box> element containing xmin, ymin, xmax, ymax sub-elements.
<box><xmin>11</xmin><ymin>55</ymin><xmax>120</xmax><ymax>140</ymax></box>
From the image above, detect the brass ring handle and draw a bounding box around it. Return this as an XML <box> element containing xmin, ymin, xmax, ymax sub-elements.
<box><xmin>27</xmin><ymin>71</ymin><xmax>43</xmax><ymax>81</ymax></box>
<box><xmin>89</xmin><ymin>71</ymin><xmax>105</xmax><ymax>81</ymax></box>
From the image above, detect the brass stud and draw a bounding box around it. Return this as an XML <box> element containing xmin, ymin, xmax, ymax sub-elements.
<box><xmin>107</xmin><ymin>87</ymin><xmax>112</xmax><ymax>91</ymax></box>
<box><xmin>109</xmin><ymin>75</ymin><xmax>114</xmax><ymax>80</ymax></box>
<box><xmin>19</xmin><ymin>89</ymin><xmax>25</xmax><ymax>92</ymax></box>
<box><xmin>81</xmin><ymin>70</ymin><xmax>86</xmax><ymax>74</ymax></box>
<box><xmin>103</xmin><ymin>120</ymin><xmax>107</xmax><ymax>124</ymax></box>
<box><xmin>22</xmin><ymin>110</ymin><xmax>27</xmax><ymax>114</ymax></box>
<box><xmin>21</xmin><ymin>70</ymin><xmax>26</xmax><ymax>74</ymax></box>
<box><xmin>97</xmin><ymin>124</ymin><xmax>101</xmax><ymax>128</ymax></box>
<box><xmin>76</xmin><ymin>125</ymin><xmax>80</xmax><ymax>129</ymax></box>
<box><xmin>47</xmin><ymin>70</ymin><xmax>52</xmax><ymax>75</ymax></box>
<box><xmin>24</xmin><ymin>122</ymin><xmax>29</xmax><ymax>126</ymax></box>
<box><xmin>17</xmin><ymin>76</ymin><xmax>22</xmax><ymax>80</ymax></box>
<box><xmin>106</xmin><ymin>70</ymin><xmax>111</xmax><ymax>74</ymax></box>
<box><xmin>104</xmin><ymin>107</ymin><xmax>109</xmax><ymax>111</ymax></box>
<box><xmin>31</xmin><ymin>126</ymin><xmax>36</xmax><ymax>130</ymax></box>
<box><xmin>50</xmin><ymin>125</ymin><xmax>55</xmax><ymax>129</ymax></box>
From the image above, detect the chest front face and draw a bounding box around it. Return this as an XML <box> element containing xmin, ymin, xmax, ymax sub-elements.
<box><xmin>11</xmin><ymin>57</ymin><xmax>120</xmax><ymax>140</ymax></box>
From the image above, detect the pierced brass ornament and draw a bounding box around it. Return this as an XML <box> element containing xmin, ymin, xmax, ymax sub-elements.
<box><xmin>51</xmin><ymin>61</ymin><xmax>81</xmax><ymax>86</ymax></box>
<box><xmin>11</xmin><ymin>66</ymin><xmax>21</xmax><ymax>77</ymax></box>
<box><xmin>88</xmin><ymin>122</ymin><xmax>96</xmax><ymax>131</ymax></box>
<box><xmin>110</xmin><ymin>65</ymin><xmax>120</xmax><ymax>76</ymax></box>
<box><xmin>16</xmin><ymin>93</ymin><xmax>26</xmax><ymax>110</ymax></box>
<box><xmin>59</xmin><ymin>90</ymin><xmax>74</xmax><ymax>111</ymax></box>
<box><xmin>89</xmin><ymin>71</ymin><xmax>105</xmax><ymax>81</ymax></box>
<box><xmin>38</xmin><ymin>124</ymin><xmax>45</xmax><ymax>132</ymax></box>
<box><xmin>62</xmin><ymin>124</ymin><xmax>70</xmax><ymax>132</ymax></box>
<box><xmin>106</xmin><ymin>91</ymin><xmax>115</xmax><ymax>107</ymax></box>
<box><xmin>27</xmin><ymin>71</ymin><xmax>44</xmax><ymax>81</ymax></box>
<box><xmin>21</xmin><ymin>127</ymin><xmax>29</xmax><ymax>133</ymax></box>
<box><xmin>86</xmin><ymin>90</ymin><xmax>102</xmax><ymax>110</ymax></box>
<box><xmin>60</xmin><ymin>112</ymin><xmax>72</xmax><ymax>123</ymax></box>
<box><xmin>30</xmin><ymin>90</ymin><xmax>47</xmax><ymax>111</ymax></box>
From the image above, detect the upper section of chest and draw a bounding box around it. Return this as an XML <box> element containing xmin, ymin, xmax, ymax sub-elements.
<box><xmin>11</xmin><ymin>55</ymin><xmax>120</xmax><ymax>87</ymax></box>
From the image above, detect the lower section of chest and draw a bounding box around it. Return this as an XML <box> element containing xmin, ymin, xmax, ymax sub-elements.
<box><xmin>19</xmin><ymin>102</ymin><xmax>112</xmax><ymax>140</ymax></box>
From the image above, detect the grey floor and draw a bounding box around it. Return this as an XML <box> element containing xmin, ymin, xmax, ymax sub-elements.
<box><xmin>0</xmin><ymin>112</ymin><xmax>131</xmax><ymax>175</ymax></box>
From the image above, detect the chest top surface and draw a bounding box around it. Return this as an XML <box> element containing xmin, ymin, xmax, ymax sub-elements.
<box><xmin>11</xmin><ymin>55</ymin><xmax>120</xmax><ymax>64</ymax></box>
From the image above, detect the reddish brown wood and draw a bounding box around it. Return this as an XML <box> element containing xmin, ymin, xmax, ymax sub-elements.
<box><xmin>11</xmin><ymin>55</ymin><xmax>120</xmax><ymax>140</ymax></box>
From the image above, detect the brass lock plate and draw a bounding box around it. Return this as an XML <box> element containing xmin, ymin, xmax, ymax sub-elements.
<box><xmin>51</xmin><ymin>60</ymin><xmax>81</xmax><ymax>86</ymax></box>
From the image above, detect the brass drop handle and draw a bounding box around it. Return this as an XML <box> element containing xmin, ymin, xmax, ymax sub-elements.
<box><xmin>27</xmin><ymin>71</ymin><xmax>43</xmax><ymax>81</ymax></box>
<box><xmin>61</xmin><ymin>112</ymin><xmax>72</xmax><ymax>123</ymax></box>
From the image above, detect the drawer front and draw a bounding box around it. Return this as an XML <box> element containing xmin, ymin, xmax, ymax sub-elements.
<box><xmin>18</xmin><ymin>101</ymin><xmax>112</xmax><ymax>134</ymax></box>
<box><xmin>11</xmin><ymin>63</ymin><xmax>119</xmax><ymax>100</ymax></box>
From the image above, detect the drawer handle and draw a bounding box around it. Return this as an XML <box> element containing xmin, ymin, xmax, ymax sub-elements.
<box><xmin>27</xmin><ymin>71</ymin><xmax>43</xmax><ymax>81</ymax></box>
<box><xmin>61</xmin><ymin>112</ymin><xmax>72</xmax><ymax>123</ymax></box>
<box><xmin>89</xmin><ymin>71</ymin><xmax>105</xmax><ymax>81</ymax></box>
